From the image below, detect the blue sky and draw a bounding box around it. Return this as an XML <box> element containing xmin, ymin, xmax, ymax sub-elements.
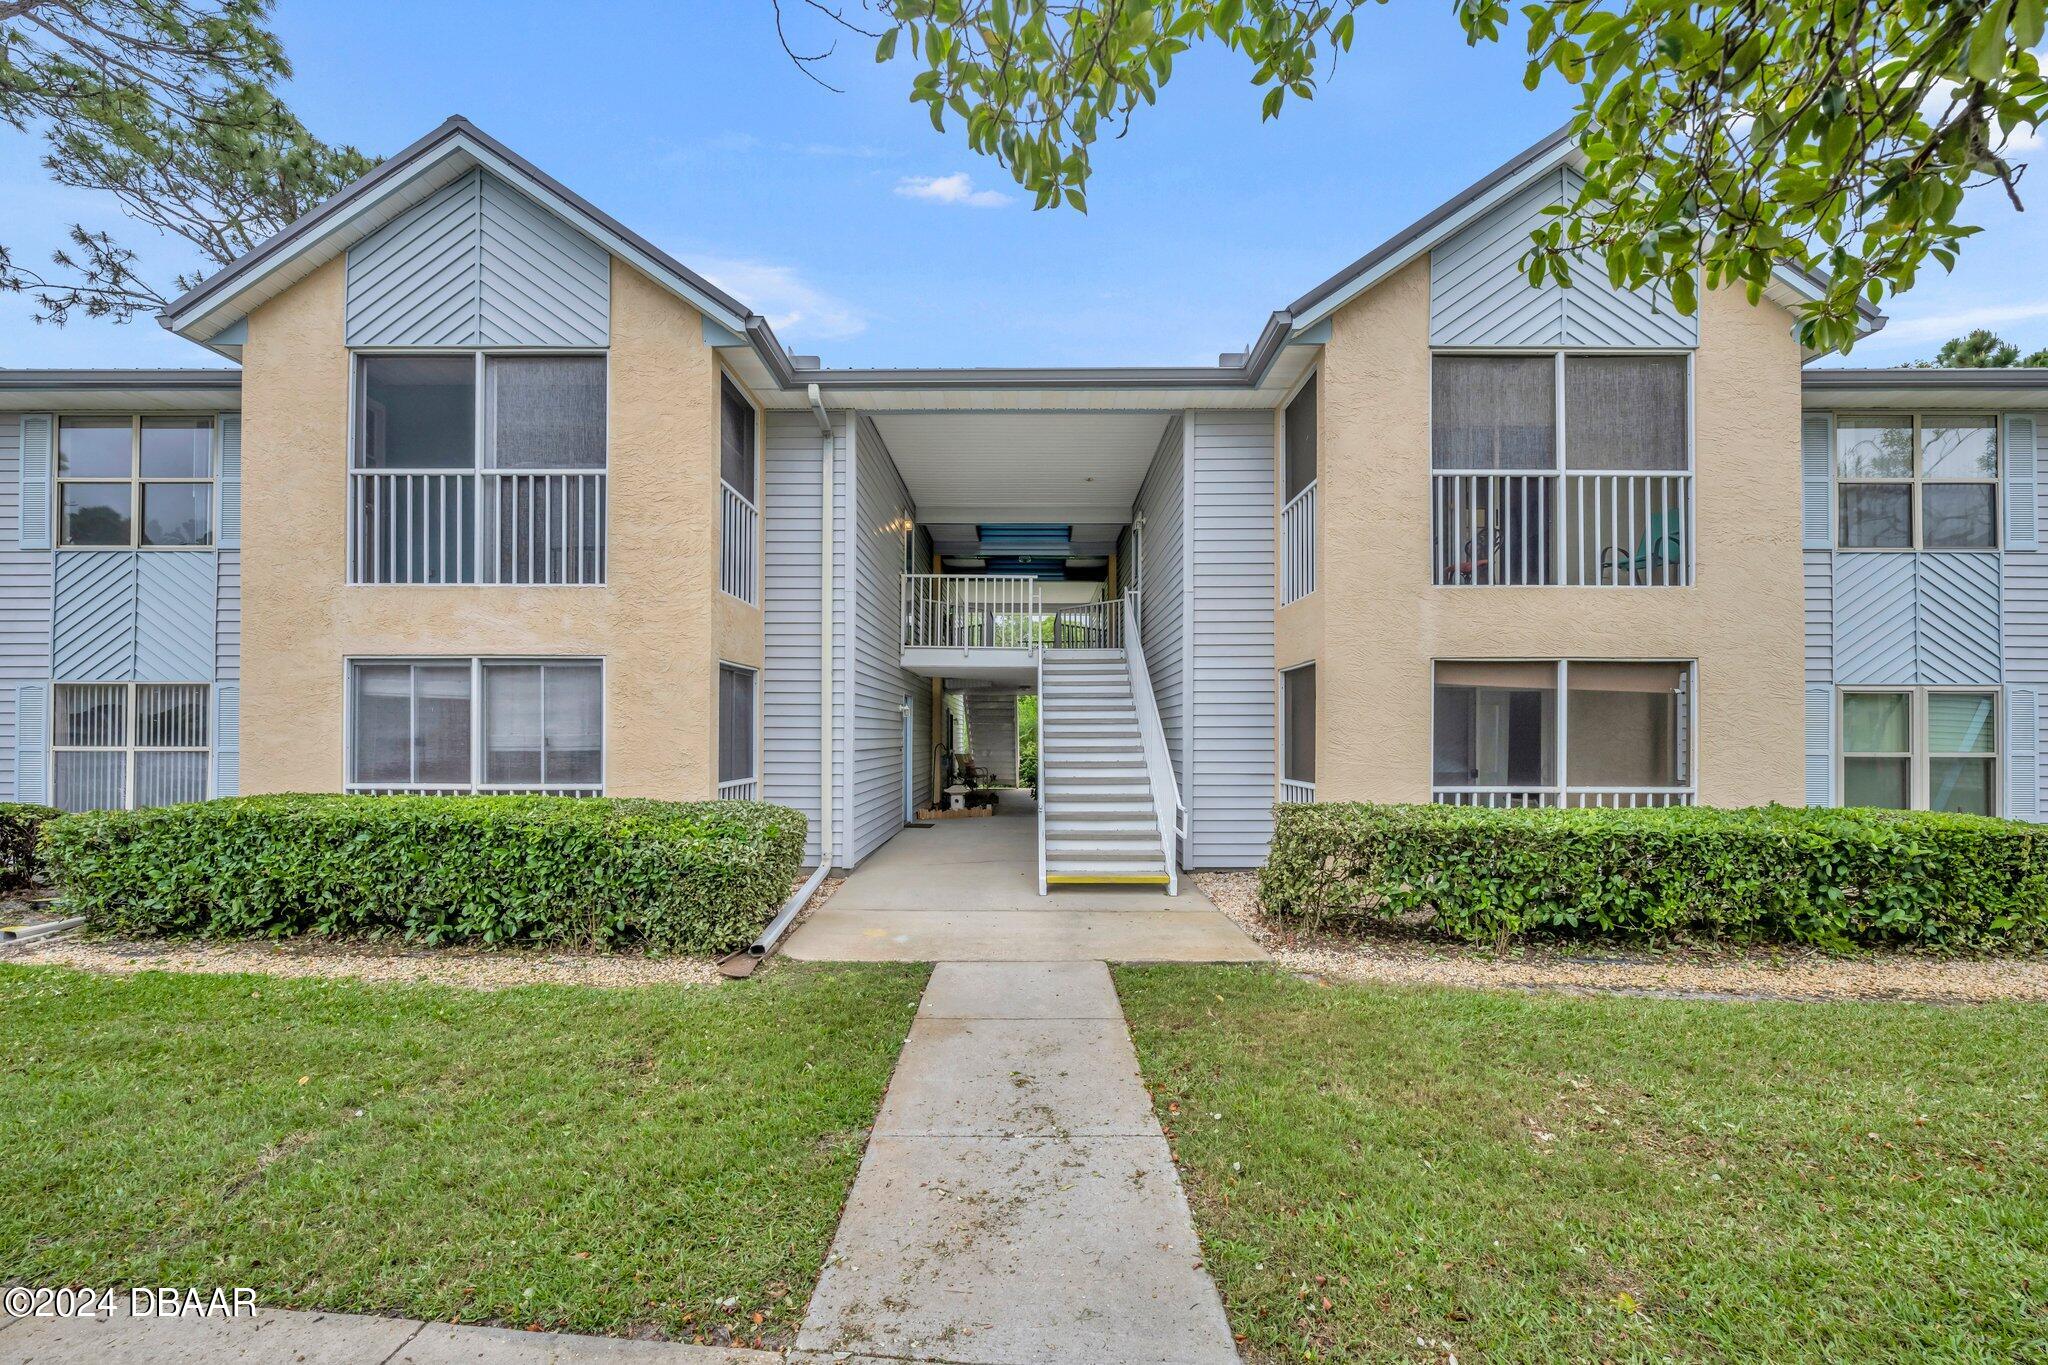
<box><xmin>0</xmin><ymin>2</ymin><xmax>2040</xmax><ymax>370</ymax></box>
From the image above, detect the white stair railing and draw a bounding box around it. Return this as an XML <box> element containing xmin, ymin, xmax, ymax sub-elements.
<box><xmin>1035</xmin><ymin>644</ymin><xmax>1047</xmax><ymax>896</ymax></box>
<box><xmin>1049</xmin><ymin>599</ymin><xmax>1123</xmax><ymax>650</ymax></box>
<box><xmin>1121</xmin><ymin>588</ymin><xmax>1180</xmax><ymax>894</ymax></box>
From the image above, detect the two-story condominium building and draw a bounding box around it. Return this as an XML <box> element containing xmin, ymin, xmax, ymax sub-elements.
<box><xmin>0</xmin><ymin>118</ymin><xmax>2038</xmax><ymax>886</ymax></box>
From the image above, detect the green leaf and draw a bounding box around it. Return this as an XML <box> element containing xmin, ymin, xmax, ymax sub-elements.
<box><xmin>874</xmin><ymin>27</ymin><xmax>900</xmax><ymax>63</ymax></box>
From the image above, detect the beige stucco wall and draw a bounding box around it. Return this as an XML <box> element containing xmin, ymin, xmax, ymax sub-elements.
<box><xmin>1306</xmin><ymin>258</ymin><xmax>1806</xmax><ymax>805</ymax></box>
<box><xmin>239</xmin><ymin>255</ymin><xmax>761</xmax><ymax>797</ymax></box>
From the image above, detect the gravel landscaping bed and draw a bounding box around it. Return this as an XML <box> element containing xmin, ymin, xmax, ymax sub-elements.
<box><xmin>4</xmin><ymin>874</ymin><xmax>847</xmax><ymax>991</ymax></box>
<box><xmin>1193</xmin><ymin>870</ymin><xmax>2048</xmax><ymax>1003</ymax></box>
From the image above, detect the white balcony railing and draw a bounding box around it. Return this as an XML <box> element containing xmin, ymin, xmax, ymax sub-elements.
<box><xmin>1049</xmin><ymin>598</ymin><xmax>1123</xmax><ymax>649</ymax></box>
<box><xmin>1281</xmin><ymin>481</ymin><xmax>1316</xmax><ymax>605</ymax></box>
<box><xmin>720</xmin><ymin>480</ymin><xmax>757</xmax><ymax>604</ymax></box>
<box><xmin>350</xmin><ymin>470</ymin><xmax>606</xmax><ymax>586</ymax></box>
<box><xmin>1280</xmin><ymin>780</ymin><xmax>1316</xmax><ymax>804</ymax></box>
<box><xmin>1432</xmin><ymin>785</ymin><xmax>1695</xmax><ymax>809</ymax></box>
<box><xmin>902</xmin><ymin>574</ymin><xmax>1044</xmax><ymax>650</ymax></box>
<box><xmin>346</xmin><ymin>784</ymin><xmax>604</xmax><ymax>798</ymax></box>
<box><xmin>717</xmin><ymin>777</ymin><xmax>758</xmax><ymax>800</ymax></box>
<box><xmin>1431</xmin><ymin>471</ymin><xmax>1692</xmax><ymax>587</ymax></box>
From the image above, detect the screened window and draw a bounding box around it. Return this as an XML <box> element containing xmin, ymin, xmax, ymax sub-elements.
<box><xmin>1282</xmin><ymin>664</ymin><xmax>1316</xmax><ymax>786</ymax></box>
<box><xmin>1562</xmin><ymin>355</ymin><xmax>1688</xmax><ymax>471</ymax></box>
<box><xmin>58</xmin><ymin>416</ymin><xmax>214</xmax><ymax>548</ymax></box>
<box><xmin>1835</xmin><ymin>414</ymin><xmax>1997</xmax><ymax>550</ymax></box>
<box><xmin>1841</xmin><ymin>688</ymin><xmax>1997</xmax><ymax>815</ymax></box>
<box><xmin>718</xmin><ymin>663</ymin><xmax>757</xmax><ymax>789</ymax></box>
<box><xmin>356</xmin><ymin>354</ymin><xmax>607</xmax><ymax>470</ymax></box>
<box><xmin>721</xmin><ymin>378</ymin><xmax>757</xmax><ymax>498</ymax></box>
<box><xmin>348</xmin><ymin>658</ymin><xmax>602</xmax><ymax>794</ymax></box>
<box><xmin>1432</xmin><ymin>661</ymin><xmax>1558</xmax><ymax>790</ymax></box>
<box><xmin>52</xmin><ymin>682</ymin><xmax>209</xmax><ymax>811</ymax></box>
<box><xmin>1284</xmin><ymin>375</ymin><xmax>1318</xmax><ymax>500</ymax></box>
<box><xmin>1434</xmin><ymin>660</ymin><xmax>1694</xmax><ymax>805</ymax></box>
<box><xmin>1431</xmin><ymin>355</ymin><xmax>1556</xmax><ymax>470</ymax></box>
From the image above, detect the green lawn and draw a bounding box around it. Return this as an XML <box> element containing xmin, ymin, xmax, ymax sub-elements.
<box><xmin>0</xmin><ymin>961</ymin><xmax>926</xmax><ymax>1347</ymax></box>
<box><xmin>1115</xmin><ymin>966</ymin><xmax>2048</xmax><ymax>1363</ymax></box>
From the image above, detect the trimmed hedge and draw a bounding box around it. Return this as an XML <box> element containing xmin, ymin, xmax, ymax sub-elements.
<box><xmin>1260</xmin><ymin>802</ymin><xmax>2048</xmax><ymax>951</ymax></box>
<box><xmin>41</xmin><ymin>794</ymin><xmax>806</xmax><ymax>955</ymax></box>
<box><xmin>0</xmin><ymin>802</ymin><xmax>60</xmax><ymax>892</ymax></box>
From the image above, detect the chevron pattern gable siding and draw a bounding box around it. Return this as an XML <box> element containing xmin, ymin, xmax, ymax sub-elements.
<box><xmin>52</xmin><ymin>552</ymin><xmax>138</xmax><ymax>682</ymax></box>
<box><xmin>137</xmin><ymin>552</ymin><xmax>218</xmax><ymax>682</ymax></box>
<box><xmin>345</xmin><ymin>169</ymin><xmax>611</xmax><ymax>349</ymax></box>
<box><xmin>1429</xmin><ymin>169</ymin><xmax>1698</xmax><ymax>348</ymax></box>
<box><xmin>1832</xmin><ymin>552</ymin><xmax>1917</xmax><ymax>684</ymax></box>
<box><xmin>478</xmin><ymin>175</ymin><xmax>609</xmax><ymax>347</ymax></box>
<box><xmin>345</xmin><ymin>171</ymin><xmax>483</xmax><ymax>346</ymax></box>
<box><xmin>1915</xmin><ymin>552</ymin><xmax>2002</xmax><ymax>685</ymax></box>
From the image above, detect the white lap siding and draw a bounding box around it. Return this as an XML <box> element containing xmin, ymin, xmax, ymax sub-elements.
<box><xmin>847</xmin><ymin>415</ymin><xmax>920</xmax><ymax>865</ymax></box>
<box><xmin>0</xmin><ymin>421</ymin><xmax>53</xmax><ymax>798</ymax></box>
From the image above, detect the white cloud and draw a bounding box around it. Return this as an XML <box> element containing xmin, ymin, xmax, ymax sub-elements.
<box><xmin>692</xmin><ymin>255</ymin><xmax>867</xmax><ymax>342</ymax></box>
<box><xmin>893</xmin><ymin>172</ymin><xmax>1014</xmax><ymax>208</ymax></box>
<box><xmin>1878</xmin><ymin>298</ymin><xmax>2048</xmax><ymax>344</ymax></box>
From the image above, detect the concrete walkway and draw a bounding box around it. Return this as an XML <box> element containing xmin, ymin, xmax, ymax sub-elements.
<box><xmin>0</xmin><ymin>1305</ymin><xmax>774</xmax><ymax>1363</ymax></box>
<box><xmin>782</xmin><ymin>793</ymin><xmax>1264</xmax><ymax>964</ymax></box>
<box><xmin>792</xmin><ymin>962</ymin><xmax>1238</xmax><ymax>1365</ymax></box>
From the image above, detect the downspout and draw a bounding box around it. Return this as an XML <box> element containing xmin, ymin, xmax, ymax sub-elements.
<box><xmin>811</xmin><ymin>383</ymin><xmax>834</xmax><ymax>875</ymax></box>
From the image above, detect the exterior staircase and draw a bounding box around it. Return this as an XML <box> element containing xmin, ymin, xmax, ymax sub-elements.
<box><xmin>1038</xmin><ymin>648</ymin><xmax>1171</xmax><ymax>885</ymax></box>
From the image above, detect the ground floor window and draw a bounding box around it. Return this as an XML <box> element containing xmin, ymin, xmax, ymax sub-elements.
<box><xmin>347</xmin><ymin>658</ymin><xmax>603</xmax><ymax>795</ymax></box>
<box><xmin>1431</xmin><ymin>659</ymin><xmax>1694</xmax><ymax>807</ymax></box>
<box><xmin>1840</xmin><ymin>687</ymin><xmax>1997</xmax><ymax>815</ymax></box>
<box><xmin>52</xmin><ymin>681</ymin><xmax>210</xmax><ymax>811</ymax></box>
<box><xmin>1280</xmin><ymin>663</ymin><xmax>1316</xmax><ymax>802</ymax></box>
<box><xmin>717</xmin><ymin>662</ymin><xmax>757</xmax><ymax>799</ymax></box>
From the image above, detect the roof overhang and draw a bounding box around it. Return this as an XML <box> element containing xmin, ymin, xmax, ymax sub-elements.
<box><xmin>0</xmin><ymin>369</ymin><xmax>240</xmax><ymax>411</ymax></box>
<box><xmin>1802</xmin><ymin>367</ymin><xmax>2048</xmax><ymax>409</ymax></box>
<box><xmin>160</xmin><ymin>116</ymin><xmax>760</xmax><ymax>358</ymax></box>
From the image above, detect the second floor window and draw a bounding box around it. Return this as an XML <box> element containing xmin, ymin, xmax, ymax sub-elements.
<box><xmin>58</xmin><ymin>416</ymin><xmax>213</xmax><ymax>548</ymax></box>
<box><xmin>1835</xmin><ymin>414</ymin><xmax>1997</xmax><ymax>550</ymax></box>
<box><xmin>1430</xmin><ymin>353</ymin><xmax>1692</xmax><ymax>587</ymax></box>
<box><xmin>720</xmin><ymin>376</ymin><xmax>759</xmax><ymax>603</ymax></box>
<box><xmin>351</xmin><ymin>353</ymin><xmax>608</xmax><ymax>585</ymax></box>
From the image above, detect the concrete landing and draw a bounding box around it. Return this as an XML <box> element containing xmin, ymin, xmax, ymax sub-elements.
<box><xmin>793</xmin><ymin>962</ymin><xmax>1238</xmax><ymax>1365</ymax></box>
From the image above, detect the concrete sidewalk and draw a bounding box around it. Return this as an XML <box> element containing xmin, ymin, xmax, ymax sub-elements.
<box><xmin>792</xmin><ymin>962</ymin><xmax>1239</xmax><ymax>1365</ymax></box>
<box><xmin>0</xmin><ymin>1305</ymin><xmax>775</xmax><ymax>1363</ymax></box>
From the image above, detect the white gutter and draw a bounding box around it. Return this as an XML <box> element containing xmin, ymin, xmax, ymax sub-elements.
<box><xmin>810</xmin><ymin>383</ymin><xmax>835</xmax><ymax>872</ymax></box>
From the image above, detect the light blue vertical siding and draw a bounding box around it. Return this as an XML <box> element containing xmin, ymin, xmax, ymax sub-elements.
<box><xmin>0</xmin><ymin>420</ymin><xmax>53</xmax><ymax>797</ymax></box>
<box><xmin>1184</xmin><ymin>410</ymin><xmax>1276</xmax><ymax>867</ymax></box>
<box><xmin>762</xmin><ymin>409</ymin><xmax>837</xmax><ymax>865</ymax></box>
<box><xmin>1133</xmin><ymin>416</ymin><xmax>1186</xmax><ymax>798</ymax></box>
<box><xmin>846</xmin><ymin>415</ymin><xmax>920</xmax><ymax>866</ymax></box>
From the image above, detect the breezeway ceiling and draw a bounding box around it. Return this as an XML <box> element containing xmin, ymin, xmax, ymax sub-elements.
<box><xmin>870</xmin><ymin>411</ymin><xmax>1174</xmax><ymax>524</ymax></box>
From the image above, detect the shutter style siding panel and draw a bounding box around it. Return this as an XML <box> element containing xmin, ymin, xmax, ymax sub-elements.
<box><xmin>136</xmin><ymin>552</ymin><xmax>218</xmax><ymax>682</ymax></box>
<box><xmin>214</xmin><ymin>683</ymin><xmax>240</xmax><ymax>797</ymax></box>
<box><xmin>2007</xmin><ymin>688</ymin><xmax>2039</xmax><ymax>820</ymax></box>
<box><xmin>18</xmin><ymin>414</ymin><xmax>52</xmax><ymax>551</ymax></box>
<box><xmin>216</xmin><ymin>413</ymin><xmax>242</xmax><ymax>549</ymax></box>
<box><xmin>1800</xmin><ymin>413</ymin><xmax>1833</xmax><ymax>549</ymax></box>
<box><xmin>14</xmin><ymin>682</ymin><xmax>45</xmax><ymax>803</ymax></box>
<box><xmin>0</xmin><ymin>421</ymin><xmax>52</xmax><ymax>797</ymax></box>
<box><xmin>762</xmin><ymin>409</ymin><xmax>829</xmax><ymax>865</ymax></box>
<box><xmin>1134</xmin><ymin>417</ymin><xmax>1186</xmax><ymax>796</ymax></box>
<box><xmin>1185</xmin><ymin>411</ymin><xmax>1276</xmax><ymax>867</ymax></box>
<box><xmin>1803</xmin><ymin>684</ymin><xmax>1833</xmax><ymax>806</ymax></box>
<box><xmin>2006</xmin><ymin>415</ymin><xmax>2038</xmax><ymax>551</ymax></box>
<box><xmin>52</xmin><ymin>551</ymin><xmax>139</xmax><ymax>682</ymax></box>
<box><xmin>345</xmin><ymin>169</ymin><xmax>610</xmax><ymax>348</ymax></box>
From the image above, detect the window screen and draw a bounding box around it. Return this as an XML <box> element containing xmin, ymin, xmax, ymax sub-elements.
<box><xmin>1283</xmin><ymin>665</ymin><xmax>1316</xmax><ymax>784</ymax></box>
<box><xmin>721</xmin><ymin>378</ymin><xmax>757</xmax><ymax>496</ymax></box>
<box><xmin>488</xmin><ymin>356</ymin><xmax>606</xmax><ymax>470</ymax></box>
<box><xmin>1284</xmin><ymin>375</ymin><xmax>1318</xmax><ymax>500</ymax></box>
<box><xmin>1431</xmin><ymin>356</ymin><xmax>1556</xmax><ymax>470</ymax></box>
<box><xmin>719</xmin><ymin>664</ymin><xmax>756</xmax><ymax>785</ymax></box>
<box><xmin>357</xmin><ymin>355</ymin><xmax>475</xmax><ymax>469</ymax></box>
<box><xmin>1563</xmin><ymin>356</ymin><xmax>1687</xmax><ymax>470</ymax></box>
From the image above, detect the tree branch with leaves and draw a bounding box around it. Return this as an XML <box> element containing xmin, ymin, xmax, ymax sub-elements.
<box><xmin>793</xmin><ymin>0</ymin><xmax>2048</xmax><ymax>353</ymax></box>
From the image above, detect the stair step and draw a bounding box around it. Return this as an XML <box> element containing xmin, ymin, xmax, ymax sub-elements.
<box><xmin>1045</xmin><ymin>838</ymin><xmax>1163</xmax><ymax>856</ymax></box>
<box><xmin>1048</xmin><ymin>822</ymin><xmax>1158</xmax><ymax>840</ymax></box>
<box><xmin>1051</xmin><ymin>735</ymin><xmax>1145</xmax><ymax>748</ymax></box>
<box><xmin>1046</xmin><ymin>805</ymin><xmax>1157</xmax><ymax>822</ymax></box>
<box><xmin>1047</xmin><ymin>775</ymin><xmax>1152</xmax><ymax>790</ymax></box>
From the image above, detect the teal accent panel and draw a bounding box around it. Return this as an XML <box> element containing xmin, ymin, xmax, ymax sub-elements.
<box><xmin>1803</xmin><ymin>683</ymin><xmax>1832</xmax><ymax>806</ymax></box>
<box><xmin>1801</xmin><ymin>413</ymin><xmax>1833</xmax><ymax>549</ymax></box>
<box><xmin>2005</xmin><ymin>414</ymin><xmax>2037</xmax><ymax>551</ymax></box>
<box><xmin>13</xmin><ymin>681</ymin><xmax>45</xmax><ymax>802</ymax></box>
<box><xmin>214</xmin><ymin>682</ymin><xmax>239</xmax><ymax>797</ymax></box>
<box><xmin>1833</xmin><ymin>552</ymin><xmax>1917</xmax><ymax>683</ymax></box>
<box><xmin>52</xmin><ymin>551</ymin><xmax>138</xmax><ymax>682</ymax></box>
<box><xmin>1917</xmin><ymin>552</ymin><xmax>2002</xmax><ymax>685</ymax></box>
<box><xmin>17</xmin><ymin>414</ymin><xmax>51</xmax><ymax>551</ymax></box>
<box><xmin>216</xmin><ymin>413</ymin><xmax>241</xmax><ymax>549</ymax></box>
<box><xmin>345</xmin><ymin>168</ymin><xmax>610</xmax><ymax>348</ymax></box>
<box><xmin>137</xmin><ymin>552</ymin><xmax>218</xmax><ymax>682</ymax></box>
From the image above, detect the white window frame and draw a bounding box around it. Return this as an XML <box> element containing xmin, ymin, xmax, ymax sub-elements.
<box><xmin>717</xmin><ymin>659</ymin><xmax>759</xmax><ymax>799</ymax></box>
<box><xmin>1836</xmin><ymin>685</ymin><xmax>2001</xmax><ymax>814</ymax></box>
<box><xmin>1278</xmin><ymin>660</ymin><xmax>1316</xmax><ymax>803</ymax></box>
<box><xmin>343</xmin><ymin>655</ymin><xmax>607</xmax><ymax>795</ymax></box>
<box><xmin>1428</xmin><ymin>657</ymin><xmax>1698</xmax><ymax>806</ymax></box>
<box><xmin>50</xmin><ymin>681</ymin><xmax>212</xmax><ymax>811</ymax></box>
<box><xmin>55</xmin><ymin>414</ymin><xmax>216</xmax><ymax>551</ymax></box>
<box><xmin>346</xmin><ymin>348</ymin><xmax>611</xmax><ymax>587</ymax></box>
<box><xmin>1831</xmin><ymin>411</ymin><xmax>2001</xmax><ymax>552</ymax></box>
